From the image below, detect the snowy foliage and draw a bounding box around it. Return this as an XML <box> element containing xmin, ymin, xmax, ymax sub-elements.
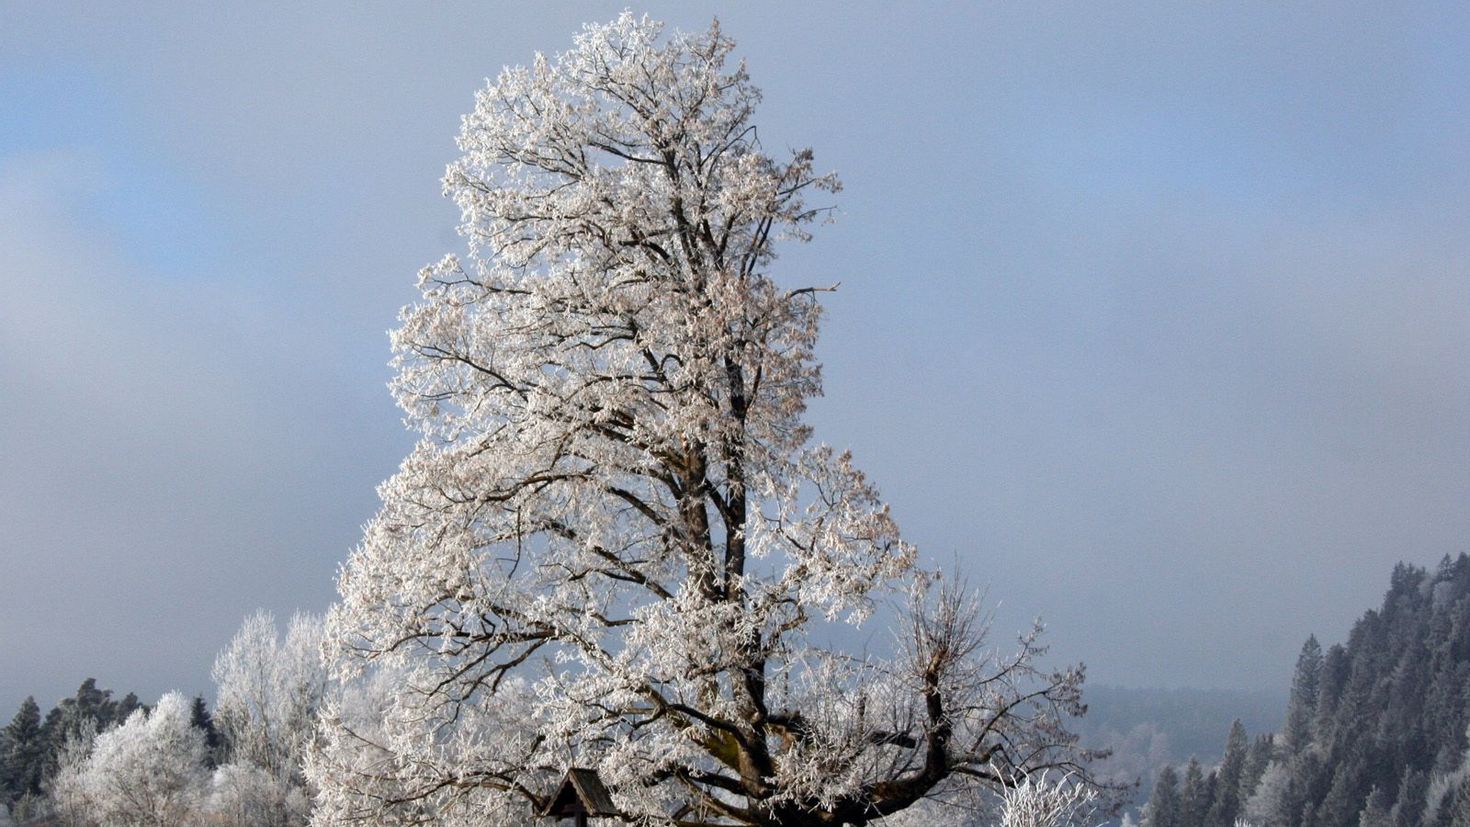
<box><xmin>211</xmin><ymin>611</ymin><xmax>326</xmax><ymax>826</ymax></box>
<box><xmin>46</xmin><ymin>719</ymin><xmax>97</xmax><ymax>827</ymax></box>
<box><xmin>207</xmin><ymin>761</ymin><xmax>312</xmax><ymax>827</ymax></box>
<box><xmin>994</xmin><ymin>770</ymin><xmax>1100</xmax><ymax>827</ymax></box>
<box><xmin>313</xmin><ymin>13</ymin><xmax>1091</xmax><ymax>826</ymax></box>
<box><xmin>54</xmin><ymin>692</ymin><xmax>210</xmax><ymax>827</ymax></box>
<box><xmin>212</xmin><ymin>611</ymin><xmax>326</xmax><ymax>779</ymax></box>
<box><xmin>1242</xmin><ymin>760</ymin><xmax>1290</xmax><ymax>827</ymax></box>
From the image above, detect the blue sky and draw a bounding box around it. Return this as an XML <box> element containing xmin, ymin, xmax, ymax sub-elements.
<box><xmin>2</xmin><ymin>2</ymin><xmax>1468</xmax><ymax>711</ymax></box>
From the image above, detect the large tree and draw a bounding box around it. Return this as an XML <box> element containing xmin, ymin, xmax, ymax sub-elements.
<box><xmin>312</xmin><ymin>14</ymin><xmax>1090</xmax><ymax>826</ymax></box>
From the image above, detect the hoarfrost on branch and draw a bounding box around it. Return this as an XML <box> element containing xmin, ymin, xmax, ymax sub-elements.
<box><xmin>311</xmin><ymin>13</ymin><xmax>1092</xmax><ymax>826</ymax></box>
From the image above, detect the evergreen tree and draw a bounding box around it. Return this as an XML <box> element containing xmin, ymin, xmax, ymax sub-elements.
<box><xmin>0</xmin><ymin>698</ymin><xmax>44</xmax><ymax>805</ymax></box>
<box><xmin>1360</xmin><ymin>785</ymin><xmax>1392</xmax><ymax>826</ymax></box>
<box><xmin>15</xmin><ymin>679</ymin><xmax>146</xmax><ymax>790</ymax></box>
<box><xmin>1207</xmin><ymin>720</ymin><xmax>1249</xmax><ymax>827</ymax></box>
<box><xmin>188</xmin><ymin>695</ymin><xmax>221</xmax><ymax>768</ymax></box>
<box><xmin>1245</xmin><ymin>760</ymin><xmax>1294</xmax><ymax>826</ymax></box>
<box><xmin>114</xmin><ymin>692</ymin><xmax>142</xmax><ymax>724</ymax></box>
<box><xmin>1390</xmin><ymin>768</ymin><xmax>1428</xmax><ymax>827</ymax></box>
<box><xmin>1181</xmin><ymin>758</ymin><xmax>1210</xmax><ymax>825</ymax></box>
<box><xmin>1445</xmin><ymin>776</ymin><xmax>1470</xmax><ymax>827</ymax></box>
<box><xmin>1240</xmin><ymin>734</ymin><xmax>1275</xmax><ymax>807</ymax></box>
<box><xmin>1292</xmin><ymin>750</ymin><xmax>1332</xmax><ymax>826</ymax></box>
<box><xmin>47</xmin><ymin>679</ymin><xmax>115</xmax><ymax>746</ymax></box>
<box><xmin>1283</xmin><ymin>636</ymin><xmax>1323</xmax><ymax>756</ymax></box>
<box><xmin>1318</xmin><ymin>744</ymin><xmax>1372</xmax><ymax>827</ymax></box>
<box><xmin>37</xmin><ymin>705</ymin><xmax>63</xmax><ymax>780</ymax></box>
<box><xmin>1144</xmin><ymin>765</ymin><xmax>1182</xmax><ymax>827</ymax></box>
<box><xmin>1314</xmin><ymin>644</ymin><xmax>1351</xmax><ymax>750</ymax></box>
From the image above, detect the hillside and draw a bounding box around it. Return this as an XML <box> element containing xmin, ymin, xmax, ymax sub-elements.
<box><xmin>1139</xmin><ymin>554</ymin><xmax>1470</xmax><ymax>826</ymax></box>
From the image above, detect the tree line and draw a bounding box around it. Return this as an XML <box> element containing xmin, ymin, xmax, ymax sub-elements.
<box><xmin>1</xmin><ymin>679</ymin><xmax>155</xmax><ymax>818</ymax></box>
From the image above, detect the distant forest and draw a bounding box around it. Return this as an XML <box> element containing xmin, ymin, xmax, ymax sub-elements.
<box><xmin>1076</xmin><ymin>684</ymin><xmax>1285</xmax><ymax>812</ymax></box>
<box><xmin>1138</xmin><ymin>553</ymin><xmax>1470</xmax><ymax>827</ymax></box>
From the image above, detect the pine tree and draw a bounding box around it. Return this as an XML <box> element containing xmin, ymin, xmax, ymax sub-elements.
<box><xmin>1314</xmin><ymin>644</ymin><xmax>1351</xmax><ymax>749</ymax></box>
<box><xmin>1208</xmin><ymin>720</ymin><xmax>1249</xmax><ymax>827</ymax></box>
<box><xmin>1359</xmin><ymin>785</ymin><xmax>1392</xmax><ymax>826</ymax></box>
<box><xmin>1239</xmin><ymin>735</ymin><xmax>1275</xmax><ymax>809</ymax></box>
<box><xmin>1318</xmin><ymin>744</ymin><xmax>1372</xmax><ymax>827</ymax></box>
<box><xmin>188</xmin><ymin>695</ymin><xmax>221</xmax><ymax>769</ymax></box>
<box><xmin>1145</xmin><ymin>766</ymin><xmax>1182</xmax><ymax>827</ymax></box>
<box><xmin>0</xmin><ymin>698</ymin><xmax>44</xmax><ymax>805</ymax></box>
<box><xmin>114</xmin><ymin>692</ymin><xmax>142</xmax><ymax>724</ymax></box>
<box><xmin>1390</xmin><ymin>768</ymin><xmax>1428</xmax><ymax>827</ymax></box>
<box><xmin>1283</xmin><ymin>636</ymin><xmax>1324</xmax><ymax>756</ymax></box>
<box><xmin>1245</xmin><ymin>760</ymin><xmax>1297</xmax><ymax>827</ymax></box>
<box><xmin>1445</xmin><ymin>776</ymin><xmax>1470</xmax><ymax>827</ymax></box>
<box><xmin>1181</xmin><ymin>758</ymin><xmax>1210</xmax><ymax>825</ymax></box>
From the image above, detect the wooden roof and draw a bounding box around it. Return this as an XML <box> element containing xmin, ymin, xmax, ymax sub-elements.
<box><xmin>542</xmin><ymin>768</ymin><xmax>619</xmax><ymax>817</ymax></box>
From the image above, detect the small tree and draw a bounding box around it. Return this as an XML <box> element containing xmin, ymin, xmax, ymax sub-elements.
<box><xmin>47</xmin><ymin>719</ymin><xmax>98</xmax><ymax>827</ymax></box>
<box><xmin>1143</xmin><ymin>766</ymin><xmax>1181</xmax><ymax>827</ymax></box>
<box><xmin>314</xmin><ymin>13</ymin><xmax>1091</xmax><ymax>826</ymax></box>
<box><xmin>1243</xmin><ymin>760</ymin><xmax>1292</xmax><ymax>827</ymax></box>
<box><xmin>1206</xmin><ymin>721</ymin><xmax>1249</xmax><ymax>827</ymax></box>
<box><xmin>207</xmin><ymin>761</ymin><xmax>310</xmax><ymax>827</ymax></box>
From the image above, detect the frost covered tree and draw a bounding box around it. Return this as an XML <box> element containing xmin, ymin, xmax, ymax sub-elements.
<box><xmin>1143</xmin><ymin>765</ymin><xmax>1181</xmax><ymax>827</ymax></box>
<box><xmin>1243</xmin><ymin>760</ymin><xmax>1293</xmax><ymax>827</ymax></box>
<box><xmin>213</xmin><ymin>611</ymin><xmax>326</xmax><ymax>778</ymax></box>
<box><xmin>1179</xmin><ymin>758</ymin><xmax>1209</xmax><ymax>826</ymax></box>
<box><xmin>313</xmin><ymin>13</ymin><xmax>1091</xmax><ymax>827</ymax></box>
<box><xmin>207</xmin><ymin>761</ymin><xmax>311</xmax><ymax>827</ymax></box>
<box><xmin>46</xmin><ymin>719</ymin><xmax>97</xmax><ymax>827</ymax></box>
<box><xmin>211</xmin><ymin>611</ymin><xmax>326</xmax><ymax>826</ymax></box>
<box><xmin>57</xmin><ymin>692</ymin><xmax>209</xmax><ymax>827</ymax></box>
<box><xmin>1206</xmin><ymin>721</ymin><xmax>1248</xmax><ymax>827</ymax></box>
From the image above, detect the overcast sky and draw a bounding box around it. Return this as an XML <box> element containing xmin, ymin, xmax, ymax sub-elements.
<box><xmin>2</xmin><ymin>2</ymin><xmax>1467</xmax><ymax>712</ymax></box>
